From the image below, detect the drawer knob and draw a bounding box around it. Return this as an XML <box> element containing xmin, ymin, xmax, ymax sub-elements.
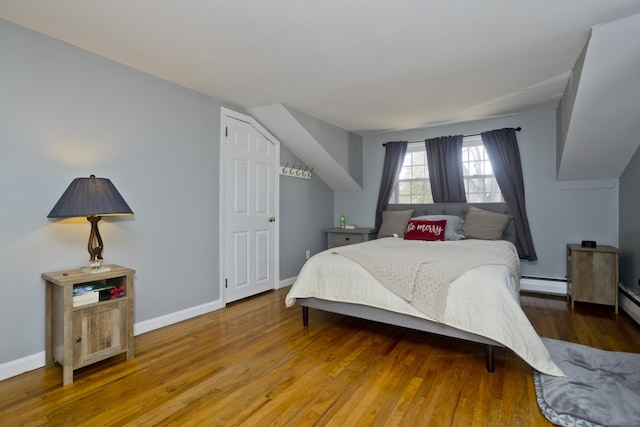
<box><xmin>75</xmin><ymin>336</ymin><xmax>82</xmax><ymax>342</ymax></box>
<box><xmin>345</xmin><ymin>237</ymin><xmax>349</xmax><ymax>241</ymax></box>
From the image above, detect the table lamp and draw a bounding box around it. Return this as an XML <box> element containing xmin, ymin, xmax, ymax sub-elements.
<box><xmin>48</xmin><ymin>175</ymin><xmax>133</xmax><ymax>273</ymax></box>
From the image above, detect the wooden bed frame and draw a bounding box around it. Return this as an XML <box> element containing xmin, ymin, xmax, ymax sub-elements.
<box><xmin>296</xmin><ymin>202</ymin><xmax>515</xmax><ymax>373</ymax></box>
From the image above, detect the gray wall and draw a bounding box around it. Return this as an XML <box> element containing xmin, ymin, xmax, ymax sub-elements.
<box><xmin>279</xmin><ymin>145</ymin><xmax>334</xmax><ymax>280</ymax></box>
<box><xmin>0</xmin><ymin>19</ymin><xmax>221</xmax><ymax>363</ymax></box>
<box><xmin>334</xmin><ymin>110</ymin><xmax>619</xmax><ymax>279</ymax></box>
<box><xmin>619</xmin><ymin>145</ymin><xmax>640</xmax><ymax>294</ymax></box>
<box><xmin>0</xmin><ymin>19</ymin><xmax>329</xmax><ymax>367</ymax></box>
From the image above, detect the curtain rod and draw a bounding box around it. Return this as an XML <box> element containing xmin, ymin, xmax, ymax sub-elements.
<box><xmin>383</xmin><ymin>127</ymin><xmax>521</xmax><ymax>146</ymax></box>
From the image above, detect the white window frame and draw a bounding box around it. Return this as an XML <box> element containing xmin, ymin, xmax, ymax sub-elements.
<box><xmin>389</xmin><ymin>142</ymin><xmax>433</xmax><ymax>204</ymax></box>
<box><xmin>389</xmin><ymin>137</ymin><xmax>503</xmax><ymax>204</ymax></box>
<box><xmin>461</xmin><ymin>135</ymin><xmax>504</xmax><ymax>203</ymax></box>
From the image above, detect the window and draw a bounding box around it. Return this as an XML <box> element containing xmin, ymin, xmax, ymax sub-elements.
<box><xmin>389</xmin><ymin>142</ymin><xmax>433</xmax><ymax>204</ymax></box>
<box><xmin>461</xmin><ymin>136</ymin><xmax>503</xmax><ymax>203</ymax></box>
<box><xmin>389</xmin><ymin>137</ymin><xmax>502</xmax><ymax>204</ymax></box>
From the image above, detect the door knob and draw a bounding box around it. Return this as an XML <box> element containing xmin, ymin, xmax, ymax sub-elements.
<box><xmin>268</xmin><ymin>216</ymin><xmax>276</xmax><ymax>222</ymax></box>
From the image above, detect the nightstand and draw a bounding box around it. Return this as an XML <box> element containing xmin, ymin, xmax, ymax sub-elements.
<box><xmin>43</xmin><ymin>265</ymin><xmax>135</xmax><ymax>385</ymax></box>
<box><xmin>566</xmin><ymin>244</ymin><xmax>619</xmax><ymax>313</ymax></box>
<box><xmin>326</xmin><ymin>228</ymin><xmax>377</xmax><ymax>248</ymax></box>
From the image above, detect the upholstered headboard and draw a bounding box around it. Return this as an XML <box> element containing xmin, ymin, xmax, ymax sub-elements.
<box><xmin>387</xmin><ymin>203</ymin><xmax>516</xmax><ymax>244</ymax></box>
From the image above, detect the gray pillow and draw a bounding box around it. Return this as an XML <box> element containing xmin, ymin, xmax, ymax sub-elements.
<box><xmin>459</xmin><ymin>206</ymin><xmax>511</xmax><ymax>240</ymax></box>
<box><xmin>377</xmin><ymin>210</ymin><xmax>414</xmax><ymax>238</ymax></box>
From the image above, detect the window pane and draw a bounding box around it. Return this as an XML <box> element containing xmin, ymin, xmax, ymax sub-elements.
<box><xmin>467</xmin><ymin>193</ymin><xmax>484</xmax><ymax>203</ymax></box>
<box><xmin>398</xmin><ymin>181</ymin><xmax>410</xmax><ymax>195</ymax></box>
<box><xmin>423</xmin><ymin>188</ymin><xmax>434</xmax><ymax>204</ymax></box>
<box><xmin>412</xmin><ymin>165</ymin><xmax>426</xmax><ymax>178</ymax></box>
<box><xmin>484</xmin><ymin>160</ymin><xmax>494</xmax><ymax>175</ymax></box>
<box><xmin>411</xmin><ymin>150</ymin><xmax>426</xmax><ymax>165</ymax></box>
<box><xmin>466</xmin><ymin>177</ymin><xmax>483</xmax><ymax>194</ymax></box>
<box><xmin>486</xmin><ymin>178</ymin><xmax>502</xmax><ymax>202</ymax></box>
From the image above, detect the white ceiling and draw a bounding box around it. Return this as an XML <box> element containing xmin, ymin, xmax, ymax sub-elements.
<box><xmin>2</xmin><ymin>0</ymin><xmax>640</xmax><ymax>135</ymax></box>
<box><xmin>2</xmin><ymin>1</ymin><xmax>640</xmax><ymax>183</ymax></box>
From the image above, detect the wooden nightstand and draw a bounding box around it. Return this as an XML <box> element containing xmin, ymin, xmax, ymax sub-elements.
<box><xmin>326</xmin><ymin>228</ymin><xmax>377</xmax><ymax>248</ymax></box>
<box><xmin>43</xmin><ymin>265</ymin><xmax>135</xmax><ymax>385</ymax></box>
<box><xmin>566</xmin><ymin>244</ymin><xmax>619</xmax><ymax>313</ymax></box>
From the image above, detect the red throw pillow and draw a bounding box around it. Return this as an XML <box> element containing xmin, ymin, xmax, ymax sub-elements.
<box><xmin>403</xmin><ymin>219</ymin><xmax>447</xmax><ymax>241</ymax></box>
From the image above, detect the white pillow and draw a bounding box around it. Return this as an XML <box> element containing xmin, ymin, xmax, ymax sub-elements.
<box><xmin>411</xmin><ymin>215</ymin><xmax>465</xmax><ymax>240</ymax></box>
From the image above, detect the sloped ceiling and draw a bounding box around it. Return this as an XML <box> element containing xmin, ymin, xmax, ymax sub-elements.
<box><xmin>1</xmin><ymin>1</ymin><xmax>640</xmax><ymax>184</ymax></box>
<box><xmin>249</xmin><ymin>104</ymin><xmax>362</xmax><ymax>190</ymax></box>
<box><xmin>557</xmin><ymin>13</ymin><xmax>640</xmax><ymax>181</ymax></box>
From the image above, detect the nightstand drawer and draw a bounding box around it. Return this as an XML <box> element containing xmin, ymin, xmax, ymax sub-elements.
<box><xmin>330</xmin><ymin>233</ymin><xmax>366</xmax><ymax>247</ymax></box>
<box><xmin>325</xmin><ymin>228</ymin><xmax>377</xmax><ymax>248</ymax></box>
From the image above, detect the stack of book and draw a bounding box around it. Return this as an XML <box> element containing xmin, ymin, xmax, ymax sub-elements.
<box><xmin>72</xmin><ymin>282</ymin><xmax>116</xmax><ymax>307</ymax></box>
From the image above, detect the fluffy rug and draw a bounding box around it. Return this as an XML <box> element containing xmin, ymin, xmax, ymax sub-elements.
<box><xmin>533</xmin><ymin>338</ymin><xmax>640</xmax><ymax>427</ymax></box>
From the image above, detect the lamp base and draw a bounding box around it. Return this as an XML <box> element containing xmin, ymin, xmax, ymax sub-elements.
<box><xmin>81</xmin><ymin>266</ymin><xmax>112</xmax><ymax>274</ymax></box>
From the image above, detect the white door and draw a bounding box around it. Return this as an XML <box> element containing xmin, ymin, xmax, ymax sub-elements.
<box><xmin>221</xmin><ymin>109</ymin><xmax>279</xmax><ymax>303</ymax></box>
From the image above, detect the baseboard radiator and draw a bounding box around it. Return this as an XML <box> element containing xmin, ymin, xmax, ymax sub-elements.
<box><xmin>619</xmin><ymin>287</ymin><xmax>640</xmax><ymax>326</ymax></box>
<box><xmin>520</xmin><ymin>276</ymin><xmax>567</xmax><ymax>295</ymax></box>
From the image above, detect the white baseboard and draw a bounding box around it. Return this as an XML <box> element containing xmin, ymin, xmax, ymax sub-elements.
<box><xmin>0</xmin><ymin>298</ymin><xmax>224</xmax><ymax>382</ymax></box>
<box><xmin>620</xmin><ymin>291</ymin><xmax>640</xmax><ymax>326</ymax></box>
<box><xmin>134</xmin><ymin>299</ymin><xmax>224</xmax><ymax>336</ymax></box>
<box><xmin>279</xmin><ymin>276</ymin><xmax>296</xmax><ymax>288</ymax></box>
<box><xmin>0</xmin><ymin>351</ymin><xmax>45</xmax><ymax>382</ymax></box>
<box><xmin>520</xmin><ymin>277</ymin><xmax>567</xmax><ymax>295</ymax></box>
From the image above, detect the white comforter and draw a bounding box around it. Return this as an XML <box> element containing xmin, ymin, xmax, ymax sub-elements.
<box><xmin>285</xmin><ymin>238</ymin><xmax>563</xmax><ymax>376</ymax></box>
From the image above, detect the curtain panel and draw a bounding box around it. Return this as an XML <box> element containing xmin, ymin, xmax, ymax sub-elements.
<box><xmin>481</xmin><ymin>128</ymin><xmax>537</xmax><ymax>261</ymax></box>
<box><xmin>424</xmin><ymin>135</ymin><xmax>467</xmax><ymax>203</ymax></box>
<box><xmin>375</xmin><ymin>141</ymin><xmax>408</xmax><ymax>229</ymax></box>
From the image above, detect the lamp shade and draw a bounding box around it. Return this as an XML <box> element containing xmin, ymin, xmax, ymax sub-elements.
<box><xmin>48</xmin><ymin>175</ymin><xmax>133</xmax><ymax>218</ymax></box>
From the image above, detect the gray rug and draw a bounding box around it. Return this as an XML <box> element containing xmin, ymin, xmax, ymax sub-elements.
<box><xmin>533</xmin><ymin>338</ymin><xmax>640</xmax><ymax>427</ymax></box>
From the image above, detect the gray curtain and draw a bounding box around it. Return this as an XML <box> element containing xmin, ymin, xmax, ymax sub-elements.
<box><xmin>424</xmin><ymin>135</ymin><xmax>467</xmax><ymax>203</ymax></box>
<box><xmin>481</xmin><ymin>128</ymin><xmax>537</xmax><ymax>261</ymax></box>
<box><xmin>375</xmin><ymin>141</ymin><xmax>408</xmax><ymax>228</ymax></box>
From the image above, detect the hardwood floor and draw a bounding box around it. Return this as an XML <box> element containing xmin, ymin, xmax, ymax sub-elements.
<box><xmin>1</xmin><ymin>288</ymin><xmax>639</xmax><ymax>426</ymax></box>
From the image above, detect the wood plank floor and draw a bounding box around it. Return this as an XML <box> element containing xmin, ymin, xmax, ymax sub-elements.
<box><xmin>1</xmin><ymin>288</ymin><xmax>639</xmax><ymax>426</ymax></box>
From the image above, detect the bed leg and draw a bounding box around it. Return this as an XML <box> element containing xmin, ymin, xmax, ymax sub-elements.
<box><xmin>485</xmin><ymin>345</ymin><xmax>495</xmax><ymax>373</ymax></box>
<box><xmin>302</xmin><ymin>306</ymin><xmax>309</xmax><ymax>327</ymax></box>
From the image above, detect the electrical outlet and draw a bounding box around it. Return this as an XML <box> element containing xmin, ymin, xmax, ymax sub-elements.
<box><xmin>306</xmin><ymin>250</ymin><xmax>310</xmax><ymax>259</ymax></box>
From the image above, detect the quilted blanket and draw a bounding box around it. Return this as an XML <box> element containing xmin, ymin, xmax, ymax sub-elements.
<box><xmin>534</xmin><ymin>338</ymin><xmax>640</xmax><ymax>426</ymax></box>
<box><xmin>333</xmin><ymin>238</ymin><xmax>520</xmax><ymax>321</ymax></box>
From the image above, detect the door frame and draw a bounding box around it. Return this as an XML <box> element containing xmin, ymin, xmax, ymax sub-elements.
<box><xmin>219</xmin><ymin>107</ymin><xmax>280</xmax><ymax>306</ymax></box>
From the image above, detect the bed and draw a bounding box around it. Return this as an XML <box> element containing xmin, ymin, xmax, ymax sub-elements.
<box><xmin>285</xmin><ymin>203</ymin><xmax>563</xmax><ymax>376</ymax></box>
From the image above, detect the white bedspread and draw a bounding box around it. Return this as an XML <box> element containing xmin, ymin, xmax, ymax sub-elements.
<box><xmin>332</xmin><ymin>238</ymin><xmax>521</xmax><ymax>322</ymax></box>
<box><xmin>285</xmin><ymin>238</ymin><xmax>564</xmax><ymax>376</ymax></box>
